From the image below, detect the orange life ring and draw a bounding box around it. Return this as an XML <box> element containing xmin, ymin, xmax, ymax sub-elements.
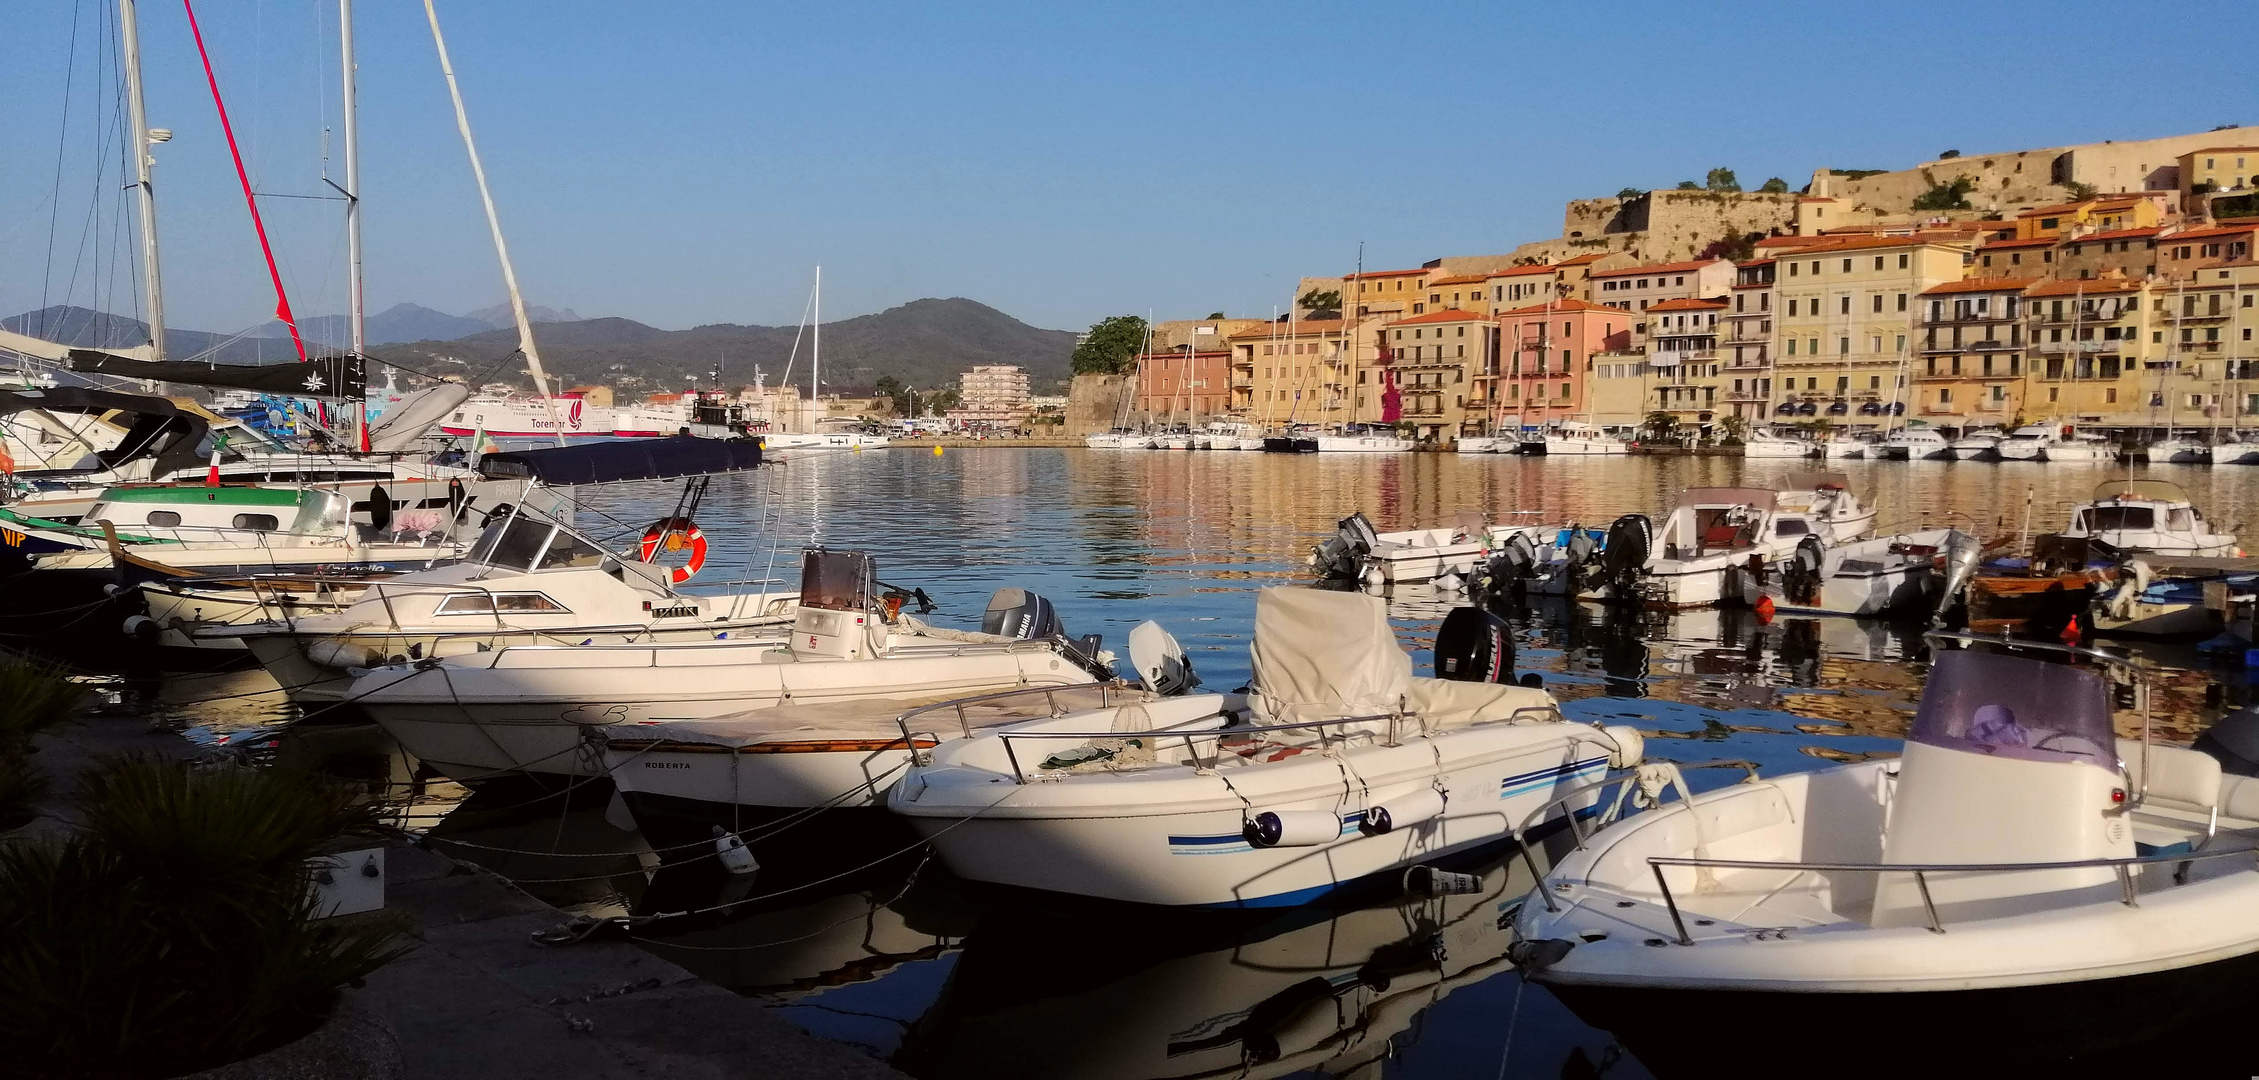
<box><xmin>638</xmin><ymin>517</ymin><xmax>708</xmax><ymax>584</ymax></box>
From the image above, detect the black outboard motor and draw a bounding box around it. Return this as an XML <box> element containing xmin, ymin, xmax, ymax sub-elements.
<box><xmin>1782</xmin><ymin>535</ymin><xmax>1827</xmax><ymax>606</ymax></box>
<box><xmin>1311</xmin><ymin>512</ymin><xmax>1380</xmax><ymax>580</ymax></box>
<box><xmin>1433</xmin><ymin>606</ymin><xmax>1514</xmax><ymax>683</ymax></box>
<box><xmin>2196</xmin><ymin>704</ymin><xmax>2259</xmax><ymax>777</ymax></box>
<box><xmin>982</xmin><ymin>588</ymin><xmax>1062</xmax><ymax>640</ymax></box>
<box><xmin>1597</xmin><ymin>514</ymin><xmax>1653</xmax><ymax>602</ymax></box>
<box><xmin>1483</xmin><ymin>530</ymin><xmax>1539</xmax><ymax>596</ymax></box>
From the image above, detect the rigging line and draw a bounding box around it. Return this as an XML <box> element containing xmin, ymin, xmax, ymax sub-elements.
<box><xmin>37</xmin><ymin>0</ymin><xmax>86</xmax><ymax>340</ymax></box>
<box><xmin>182</xmin><ymin>0</ymin><xmax>311</xmax><ymax>365</ymax></box>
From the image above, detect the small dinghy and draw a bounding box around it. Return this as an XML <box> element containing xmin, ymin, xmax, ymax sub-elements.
<box><xmin>1511</xmin><ymin>635</ymin><xmax>2259</xmax><ymax>1056</ymax></box>
<box><xmin>1763</xmin><ymin>528</ymin><xmax>1978</xmax><ymax>618</ymax></box>
<box><xmin>1310</xmin><ymin>511</ymin><xmax>1544</xmax><ymax>585</ymax></box>
<box><xmin>891</xmin><ymin>588</ymin><xmax>1643</xmax><ymax>908</ymax></box>
<box><xmin>1583</xmin><ymin>490</ymin><xmax>1787</xmax><ymax>608</ymax></box>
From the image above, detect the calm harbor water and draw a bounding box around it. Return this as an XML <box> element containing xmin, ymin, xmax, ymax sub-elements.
<box><xmin>150</xmin><ymin>448</ymin><xmax>2259</xmax><ymax>1077</ymax></box>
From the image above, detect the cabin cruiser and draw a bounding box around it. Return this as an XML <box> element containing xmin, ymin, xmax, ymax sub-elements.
<box><xmin>2061</xmin><ymin>480</ymin><xmax>2238</xmax><ymax>557</ymax></box>
<box><xmin>1948</xmin><ymin>427</ymin><xmax>2006</xmax><ymax>461</ymax></box>
<box><xmin>347</xmin><ymin>549</ymin><xmax>1107</xmax><ymax>785</ymax></box>
<box><xmin>1878</xmin><ymin>426</ymin><xmax>1952</xmax><ymax>461</ymax></box>
<box><xmin>1998</xmin><ymin>421</ymin><xmax>2111</xmax><ymax>462</ymax></box>
<box><xmin>213</xmin><ymin>505</ymin><xmax>796</xmax><ymax>706</ymax></box>
<box><xmin>1194</xmin><ymin>420</ymin><xmax>1262</xmax><ymax>450</ymax></box>
<box><xmin>893</xmin><ymin>590</ymin><xmax>1639</xmax><ymax>907</ymax></box>
<box><xmin>2142</xmin><ymin>433</ymin><xmax>2210</xmax><ymax>465</ymax></box>
<box><xmin>1309</xmin><ymin>512</ymin><xmax>1545</xmax><ymax>585</ymax></box>
<box><xmin>1312</xmin><ymin>426</ymin><xmax>1413</xmax><ymax>453</ymax></box>
<box><xmin>1740</xmin><ymin>429</ymin><xmax>1816</xmax><ymax>459</ymax></box>
<box><xmin>1771</xmin><ymin>471</ymin><xmax>1877</xmax><ymax>544</ymax></box>
<box><xmin>1763</xmin><ymin>529</ymin><xmax>1978</xmax><ymax>618</ymax></box>
<box><xmin>1819</xmin><ymin>432</ymin><xmax>1866</xmax><ymax>460</ymax></box>
<box><xmin>1510</xmin><ymin>638</ymin><xmax>2259</xmax><ymax>1057</ymax></box>
<box><xmin>1543</xmin><ymin>422</ymin><xmax>1628</xmax><ymax>455</ymax></box>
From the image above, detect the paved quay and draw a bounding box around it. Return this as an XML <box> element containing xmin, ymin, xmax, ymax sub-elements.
<box><xmin>23</xmin><ymin>713</ymin><xmax>907</xmax><ymax>1080</ymax></box>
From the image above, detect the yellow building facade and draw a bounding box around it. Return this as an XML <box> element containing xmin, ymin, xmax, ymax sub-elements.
<box><xmin>1771</xmin><ymin>235</ymin><xmax>1973</xmax><ymax>429</ymax></box>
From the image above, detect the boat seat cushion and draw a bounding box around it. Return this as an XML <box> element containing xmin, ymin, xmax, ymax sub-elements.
<box><xmin>2117</xmin><ymin>739</ymin><xmax>2221</xmax><ymax>815</ymax></box>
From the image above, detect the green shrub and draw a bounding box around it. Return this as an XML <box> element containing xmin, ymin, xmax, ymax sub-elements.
<box><xmin>0</xmin><ymin>757</ymin><xmax>407</xmax><ymax>1078</ymax></box>
<box><xmin>0</xmin><ymin>653</ymin><xmax>85</xmax><ymax>830</ymax></box>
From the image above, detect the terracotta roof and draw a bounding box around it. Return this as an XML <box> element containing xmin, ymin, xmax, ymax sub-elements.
<box><xmin>1385</xmin><ymin>307</ymin><xmax>1490</xmax><ymax>327</ymax></box>
<box><xmin>2186</xmin><ymin>146</ymin><xmax>2259</xmax><ymax>155</ymax></box>
<box><xmin>1345</xmin><ymin>268</ymin><xmax>1428</xmax><ymax>279</ymax></box>
<box><xmin>1979</xmin><ymin>237</ymin><xmax>2057</xmax><ymax>251</ymax></box>
<box><xmin>1226</xmin><ymin>322</ymin><xmax>1349</xmax><ymax>341</ymax></box>
<box><xmin>1486</xmin><ymin>264</ymin><xmax>1557</xmax><ymax>278</ymax></box>
<box><xmin>2014</xmin><ymin>197</ymin><xmax>2143</xmax><ymax>218</ymax></box>
<box><xmin>1773</xmin><ymin>234</ymin><xmax>1971</xmax><ymax>257</ymax></box>
<box><xmin>1554</xmin><ymin>253</ymin><xmax>1609</xmax><ymax>267</ymax></box>
<box><xmin>1753</xmin><ymin>235</ymin><xmax>1836</xmax><ymax>250</ymax></box>
<box><xmin>1647</xmin><ymin>297</ymin><xmax>1728</xmax><ymax>312</ymax></box>
<box><xmin>1425</xmin><ymin>273</ymin><xmax>1491</xmax><ymax>286</ymax></box>
<box><xmin>1587</xmin><ymin>257</ymin><xmax>1727</xmax><ymax>279</ymax></box>
<box><xmin>1920</xmin><ymin>277</ymin><xmax>2036</xmax><ymax>296</ymax></box>
<box><xmin>2024</xmin><ymin>278</ymin><xmax>2143</xmax><ymax>297</ymax></box>
<box><xmin>1736</xmin><ymin>258</ymin><xmax>1777</xmax><ymax>267</ymax></box>
<box><xmin>1494</xmin><ymin>298</ymin><xmax>1620</xmax><ymax>317</ymax></box>
<box><xmin>2078</xmin><ymin>226</ymin><xmax>2164</xmax><ymax>241</ymax></box>
<box><xmin>2164</xmin><ymin>223</ymin><xmax>2259</xmax><ymax>241</ymax></box>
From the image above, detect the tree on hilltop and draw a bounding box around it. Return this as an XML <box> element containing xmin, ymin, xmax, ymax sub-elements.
<box><xmin>1071</xmin><ymin>315</ymin><xmax>1149</xmax><ymax>376</ymax></box>
<box><xmin>1675</xmin><ymin>180</ymin><xmax>1701</xmax><ymax>190</ymax></box>
<box><xmin>1759</xmin><ymin>177</ymin><xmax>1790</xmax><ymax>193</ymax></box>
<box><xmin>1297</xmin><ymin>289</ymin><xmax>1341</xmax><ymax>313</ymax></box>
<box><xmin>1706</xmin><ymin>168</ymin><xmax>1741</xmax><ymax>192</ymax></box>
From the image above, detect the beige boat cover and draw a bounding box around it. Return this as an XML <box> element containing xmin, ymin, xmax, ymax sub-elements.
<box><xmin>1403</xmin><ymin>678</ymin><xmax>1557</xmax><ymax>729</ymax></box>
<box><xmin>1249</xmin><ymin>587</ymin><xmax>1411</xmax><ymax>724</ymax></box>
<box><xmin>639</xmin><ymin>684</ymin><xmax>1127</xmax><ymax>747</ymax></box>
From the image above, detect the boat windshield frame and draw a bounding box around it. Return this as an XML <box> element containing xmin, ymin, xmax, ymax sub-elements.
<box><xmin>1909</xmin><ymin>648</ymin><xmax>2117</xmax><ymax>771</ymax></box>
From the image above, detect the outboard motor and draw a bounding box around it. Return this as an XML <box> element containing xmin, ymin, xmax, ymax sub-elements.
<box><xmin>1597</xmin><ymin>514</ymin><xmax>1653</xmax><ymax>602</ymax></box>
<box><xmin>982</xmin><ymin>588</ymin><xmax>1062</xmax><ymax>640</ymax></box>
<box><xmin>1432</xmin><ymin>606</ymin><xmax>1514</xmax><ymax>683</ymax></box>
<box><xmin>1929</xmin><ymin>530</ymin><xmax>1983</xmax><ymax>629</ymax></box>
<box><xmin>2195</xmin><ymin>704</ymin><xmax>2259</xmax><ymax>778</ymax></box>
<box><xmin>1311</xmin><ymin>512</ymin><xmax>1380</xmax><ymax>580</ymax></box>
<box><xmin>1782</xmin><ymin>535</ymin><xmax>1827</xmax><ymax>606</ymax></box>
<box><xmin>1483</xmin><ymin>530</ymin><xmax>1539</xmax><ymax>596</ymax></box>
<box><xmin>1127</xmin><ymin>620</ymin><xmax>1199</xmax><ymax>695</ymax></box>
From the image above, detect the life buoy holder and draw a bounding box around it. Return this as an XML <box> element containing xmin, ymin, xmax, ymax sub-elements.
<box><xmin>638</xmin><ymin>517</ymin><xmax>708</xmax><ymax>584</ymax></box>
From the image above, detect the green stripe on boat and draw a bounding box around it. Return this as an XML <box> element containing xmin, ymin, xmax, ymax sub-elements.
<box><xmin>94</xmin><ymin>485</ymin><xmax>305</xmax><ymax>507</ymax></box>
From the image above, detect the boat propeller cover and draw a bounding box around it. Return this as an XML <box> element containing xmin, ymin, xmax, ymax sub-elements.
<box><xmin>1433</xmin><ymin>606</ymin><xmax>1514</xmax><ymax>683</ymax></box>
<box><xmin>1127</xmin><ymin>620</ymin><xmax>1199</xmax><ymax>695</ymax></box>
<box><xmin>981</xmin><ymin>588</ymin><xmax>1062</xmax><ymax>640</ymax></box>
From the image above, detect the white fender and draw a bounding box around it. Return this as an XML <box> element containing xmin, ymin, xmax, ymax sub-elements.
<box><xmin>1364</xmin><ymin>788</ymin><xmax>1447</xmax><ymax>834</ymax></box>
<box><xmin>1247</xmin><ymin>809</ymin><xmax>1342</xmax><ymax>848</ymax></box>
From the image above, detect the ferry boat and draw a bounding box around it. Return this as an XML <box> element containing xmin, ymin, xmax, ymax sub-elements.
<box><xmin>436</xmin><ymin>393</ymin><xmax>613</xmax><ymax>439</ymax></box>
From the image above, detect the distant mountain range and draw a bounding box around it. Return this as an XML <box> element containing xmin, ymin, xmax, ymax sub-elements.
<box><xmin>3</xmin><ymin>297</ymin><xmax>1075</xmax><ymax>394</ymax></box>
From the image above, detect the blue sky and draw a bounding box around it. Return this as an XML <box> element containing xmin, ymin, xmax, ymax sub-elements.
<box><xmin>3</xmin><ymin>0</ymin><xmax>2252</xmax><ymax>336</ymax></box>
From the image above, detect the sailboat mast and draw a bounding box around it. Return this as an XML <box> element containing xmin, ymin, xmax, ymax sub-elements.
<box><xmin>117</xmin><ymin>0</ymin><xmax>165</xmax><ymax>360</ymax></box>
<box><xmin>424</xmin><ymin>0</ymin><xmax>567</xmax><ymax>447</ymax></box>
<box><xmin>339</xmin><ymin>0</ymin><xmax>365</xmax><ymax>357</ymax></box>
<box><xmin>812</xmin><ymin>266</ymin><xmax>821</xmax><ymax>433</ymax></box>
<box><xmin>339</xmin><ymin>0</ymin><xmax>367</xmax><ymax>447</ymax></box>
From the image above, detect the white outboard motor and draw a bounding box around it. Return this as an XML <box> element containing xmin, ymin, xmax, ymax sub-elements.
<box><xmin>982</xmin><ymin>588</ymin><xmax>1062</xmax><ymax>640</ymax></box>
<box><xmin>1311</xmin><ymin>512</ymin><xmax>1379</xmax><ymax>579</ymax></box>
<box><xmin>1127</xmin><ymin>620</ymin><xmax>1199</xmax><ymax>695</ymax></box>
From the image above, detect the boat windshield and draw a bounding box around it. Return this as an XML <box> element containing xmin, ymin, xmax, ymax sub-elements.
<box><xmin>469</xmin><ymin>516</ymin><xmax>554</xmax><ymax>572</ymax></box>
<box><xmin>1909</xmin><ymin>651</ymin><xmax>2116</xmax><ymax>770</ymax></box>
<box><xmin>287</xmin><ymin>488</ymin><xmax>349</xmax><ymax>535</ymax></box>
<box><xmin>2078</xmin><ymin>506</ymin><xmax>2154</xmax><ymax>531</ymax></box>
<box><xmin>799</xmin><ymin>548</ymin><xmax>874</xmax><ymax>611</ymax></box>
<box><xmin>536</xmin><ymin>526</ymin><xmax>609</xmax><ymax>569</ymax></box>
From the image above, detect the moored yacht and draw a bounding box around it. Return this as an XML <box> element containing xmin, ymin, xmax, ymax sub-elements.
<box><xmin>1740</xmin><ymin>429</ymin><xmax>1817</xmax><ymax>459</ymax></box>
<box><xmin>1542</xmin><ymin>422</ymin><xmax>1629</xmax><ymax>455</ymax></box>
<box><xmin>1879</xmin><ymin>426</ymin><xmax>1952</xmax><ymax>460</ymax></box>
<box><xmin>891</xmin><ymin>589</ymin><xmax>1643</xmax><ymax>907</ymax></box>
<box><xmin>1948</xmin><ymin>427</ymin><xmax>2007</xmax><ymax>461</ymax></box>
<box><xmin>2061</xmin><ymin>479</ymin><xmax>2239</xmax><ymax>557</ymax></box>
<box><xmin>2142</xmin><ymin>433</ymin><xmax>2210</xmax><ymax>465</ymax></box>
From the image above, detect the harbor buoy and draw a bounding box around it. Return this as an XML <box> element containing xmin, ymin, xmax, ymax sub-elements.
<box><xmin>932</xmin><ymin>445</ymin><xmax>944</xmax><ymax>456</ymax></box>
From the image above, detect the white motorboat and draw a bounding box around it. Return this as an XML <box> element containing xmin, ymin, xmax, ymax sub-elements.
<box><xmin>1312</xmin><ymin>428</ymin><xmax>1412</xmax><ymax>453</ymax></box>
<box><xmin>1232</xmin><ymin>435</ymin><xmax>1268</xmax><ymax>451</ymax></box>
<box><xmin>1455</xmin><ymin>435</ymin><xmax>1508</xmax><ymax>454</ymax></box>
<box><xmin>1151</xmin><ymin>431</ymin><xmax>1195</xmax><ymax>450</ymax></box>
<box><xmin>765</xmin><ymin>427</ymin><xmax>890</xmax><ymax>452</ymax></box>
<box><xmin>2061</xmin><ymin>479</ymin><xmax>2239</xmax><ymax>558</ymax></box>
<box><xmin>2142</xmin><ymin>435</ymin><xmax>2210</xmax><ymax>465</ymax></box>
<box><xmin>1999</xmin><ymin>421</ymin><xmax>2112</xmax><ymax>463</ymax></box>
<box><xmin>1948</xmin><ymin>428</ymin><xmax>2006</xmax><ymax>461</ymax></box>
<box><xmin>1819</xmin><ymin>433</ymin><xmax>1866</xmax><ymax>460</ymax></box>
<box><xmin>1511</xmin><ymin>639</ymin><xmax>2259</xmax><ymax>1057</ymax></box>
<box><xmin>1764</xmin><ymin>528</ymin><xmax>1977</xmax><ymax>617</ymax></box>
<box><xmin>1771</xmin><ymin>471</ymin><xmax>1878</xmax><ymax>544</ymax></box>
<box><xmin>1880</xmin><ymin>426</ymin><xmax>1952</xmax><ymax>461</ymax></box>
<box><xmin>348</xmin><ymin>551</ymin><xmax>1105</xmax><ymax>784</ymax></box>
<box><xmin>1543</xmin><ymin>422</ymin><xmax>1629</xmax><ymax>455</ymax></box>
<box><xmin>1584</xmin><ymin>487</ymin><xmax>1846</xmax><ymax>609</ymax></box>
<box><xmin>218</xmin><ymin>506</ymin><xmax>795</xmax><ymax>706</ymax></box>
<box><xmin>2216</xmin><ymin>433</ymin><xmax>2259</xmax><ymax>465</ymax></box>
<box><xmin>1309</xmin><ymin>511</ymin><xmax>1545</xmax><ymax>585</ymax></box>
<box><xmin>1196</xmin><ymin>420</ymin><xmax>1263</xmax><ymax>450</ymax></box>
<box><xmin>891</xmin><ymin>589</ymin><xmax>1643</xmax><ymax>907</ymax></box>
<box><xmin>1740</xmin><ymin>430</ymin><xmax>1817</xmax><ymax>459</ymax></box>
